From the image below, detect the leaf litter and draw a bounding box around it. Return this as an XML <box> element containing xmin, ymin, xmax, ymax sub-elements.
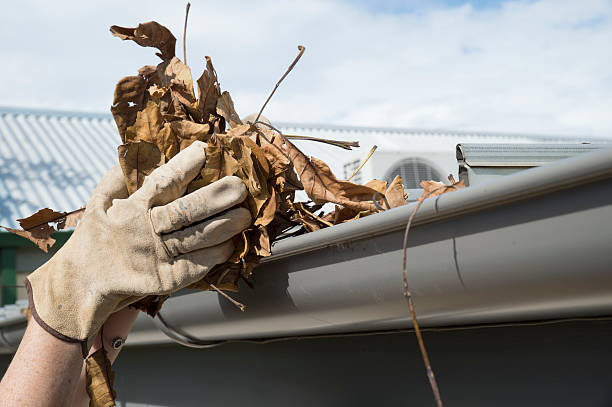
<box><xmin>1</xmin><ymin>12</ymin><xmax>470</xmax><ymax>407</ymax></box>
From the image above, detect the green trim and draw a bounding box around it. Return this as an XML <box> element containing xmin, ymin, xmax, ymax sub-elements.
<box><xmin>0</xmin><ymin>231</ymin><xmax>73</xmax><ymax>248</ymax></box>
<box><xmin>1</xmin><ymin>248</ymin><xmax>17</xmax><ymax>305</ymax></box>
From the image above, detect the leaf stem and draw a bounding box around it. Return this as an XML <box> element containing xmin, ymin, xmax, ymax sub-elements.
<box><xmin>255</xmin><ymin>45</ymin><xmax>305</xmax><ymax>124</ymax></box>
<box><xmin>183</xmin><ymin>2</ymin><xmax>191</xmax><ymax>64</ymax></box>
<box><xmin>402</xmin><ymin>191</ymin><xmax>444</xmax><ymax>407</ymax></box>
<box><xmin>347</xmin><ymin>145</ymin><xmax>377</xmax><ymax>181</ymax></box>
<box><xmin>206</xmin><ymin>280</ymin><xmax>246</xmax><ymax>312</ymax></box>
<box><xmin>254</xmin><ymin>120</ymin><xmax>359</xmax><ymax>150</ymax></box>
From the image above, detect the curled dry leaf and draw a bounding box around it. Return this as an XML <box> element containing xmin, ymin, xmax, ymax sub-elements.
<box><xmin>1</xmin><ymin>208</ymin><xmax>85</xmax><ymax>252</ymax></box>
<box><xmin>86</xmin><ymin>348</ymin><xmax>116</xmax><ymax>407</ymax></box>
<box><xmin>386</xmin><ymin>175</ymin><xmax>410</xmax><ymax>208</ymax></box>
<box><xmin>420</xmin><ymin>179</ymin><xmax>466</xmax><ymax>200</ymax></box>
<box><xmin>110</xmin><ymin>21</ymin><xmax>176</xmax><ymax>61</ymax></box>
<box><xmin>216</xmin><ymin>91</ymin><xmax>243</xmax><ymax>128</ymax></box>
<box><xmin>118</xmin><ymin>141</ymin><xmax>165</xmax><ymax>194</ymax></box>
<box><xmin>285</xmin><ymin>139</ymin><xmax>383</xmax><ymax>212</ymax></box>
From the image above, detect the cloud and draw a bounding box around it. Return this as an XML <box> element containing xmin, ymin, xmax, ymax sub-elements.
<box><xmin>1</xmin><ymin>0</ymin><xmax>610</xmax><ymax>137</ymax></box>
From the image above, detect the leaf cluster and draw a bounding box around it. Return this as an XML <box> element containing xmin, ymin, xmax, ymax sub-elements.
<box><xmin>106</xmin><ymin>20</ymin><xmax>413</xmax><ymax>315</ymax></box>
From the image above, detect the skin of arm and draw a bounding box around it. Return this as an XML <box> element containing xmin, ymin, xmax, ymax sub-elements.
<box><xmin>0</xmin><ymin>307</ymin><xmax>139</xmax><ymax>407</ymax></box>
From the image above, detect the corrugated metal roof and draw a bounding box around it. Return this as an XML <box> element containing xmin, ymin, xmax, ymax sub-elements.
<box><xmin>1</xmin><ymin>106</ymin><xmax>606</xmax><ymax>228</ymax></box>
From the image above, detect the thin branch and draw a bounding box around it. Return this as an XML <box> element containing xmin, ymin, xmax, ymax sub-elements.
<box><xmin>255</xmin><ymin>45</ymin><xmax>305</xmax><ymax>123</ymax></box>
<box><xmin>284</xmin><ymin>134</ymin><xmax>359</xmax><ymax>150</ymax></box>
<box><xmin>347</xmin><ymin>145</ymin><xmax>377</xmax><ymax>181</ymax></box>
<box><xmin>206</xmin><ymin>280</ymin><xmax>246</xmax><ymax>312</ymax></box>
<box><xmin>254</xmin><ymin>120</ymin><xmax>358</xmax><ymax>150</ymax></box>
<box><xmin>183</xmin><ymin>3</ymin><xmax>191</xmax><ymax>64</ymax></box>
<box><xmin>298</xmin><ymin>204</ymin><xmax>333</xmax><ymax>227</ymax></box>
<box><xmin>402</xmin><ymin>190</ymin><xmax>444</xmax><ymax>407</ymax></box>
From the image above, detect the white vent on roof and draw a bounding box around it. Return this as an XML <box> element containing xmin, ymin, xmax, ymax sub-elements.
<box><xmin>384</xmin><ymin>158</ymin><xmax>442</xmax><ymax>189</ymax></box>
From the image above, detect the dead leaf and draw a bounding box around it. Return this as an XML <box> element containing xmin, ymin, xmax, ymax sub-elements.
<box><xmin>385</xmin><ymin>176</ymin><xmax>409</xmax><ymax>208</ymax></box>
<box><xmin>110</xmin><ymin>75</ymin><xmax>148</xmax><ymax>143</ymax></box>
<box><xmin>420</xmin><ymin>179</ymin><xmax>466</xmax><ymax>200</ymax></box>
<box><xmin>261</xmin><ymin>136</ymin><xmax>291</xmax><ymax>177</ymax></box>
<box><xmin>254</xmin><ymin>185</ymin><xmax>278</xmax><ymax>227</ymax></box>
<box><xmin>252</xmin><ymin>226</ymin><xmax>271</xmax><ymax>257</ymax></box>
<box><xmin>124</xmin><ymin>101</ymin><xmax>178</xmax><ymax>160</ymax></box>
<box><xmin>285</xmin><ymin>139</ymin><xmax>382</xmax><ymax>211</ymax></box>
<box><xmin>1</xmin><ymin>226</ymin><xmax>56</xmax><ymax>252</ymax></box>
<box><xmin>130</xmin><ymin>295</ymin><xmax>169</xmax><ymax>317</ymax></box>
<box><xmin>365</xmin><ymin>179</ymin><xmax>388</xmax><ymax>194</ymax></box>
<box><xmin>110</xmin><ymin>21</ymin><xmax>176</xmax><ymax>61</ymax></box>
<box><xmin>216</xmin><ymin>91</ymin><xmax>242</xmax><ymax>128</ymax></box>
<box><xmin>86</xmin><ymin>348</ymin><xmax>116</xmax><ymax>407</ymax></box>
<box><xmin>118</xmin><ymin>141</ymin><xmax>165</xmax><ymax>194</ymax></box>
<box><xmin>169</xmin><ymin>120</ymin><xmax>211</xmax><ymax>150</ymax></box>
<box><xmin>196</xmin><ymin>56</ymin><xmax>221</xmax><ymax>122</ymax></box>
<box><xmin>1</xmin><ymin>208</ymin><xmax>85</xmax><ymax>252</ymax></box>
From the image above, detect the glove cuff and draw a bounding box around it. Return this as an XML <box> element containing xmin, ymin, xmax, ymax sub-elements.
<box><xmin>24</xmin><ymin>278</ymin><xmax>89</xmax><ymax>358</ymax></box>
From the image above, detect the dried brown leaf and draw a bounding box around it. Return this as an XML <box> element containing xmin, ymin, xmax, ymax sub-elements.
<box><xmin>252</xmin><ymin>226</ymin><xmax>271</xmax><ymax>257</ymax></box>
<box><xmin>110</xmin><ymin>21</ymin><xmax>176</xmax><ymax>61</ymax></box>
<box><xmin>124</xmin><ymin>101</ymin><xmax>179</xmax><ymax>160</ymax></box>
<box><xmin>196</xmin><ymin>56</ymin><xmax>221</xmax><ymax>122</ymax></box>
<box><xmin>118</xmin><ymin>141</ymin><xmax>165</xmax><ymax>195</ymax></box>
<box><xmin>169</xmin><ymin>120</ymin><xmax>210</xmax><ymax>150</ymax></box>
<box><xmin>285</xmin><ymin>139</ymin><xmax>382</xmax><ymax>212</ymax></box>
<box><xmin>86</xmin><ymin>348</ymin><xmax>116</xmax><ymax>407</ymax></box>
<box><xmin>1</xmin><ymin>226</ymin><xmax>56</xmax><ymax>252</ymax></box>
<box><xmin>385</xmin><ymin>175</ymin><xmax>409</xmax><ymax>208</ymax></box>
<box><xmin>1</xmin><ymin>208</ymin><xmax>85</xmax><ymax>252</ymax></box>
<box><xmin>216</xmin><ymin>91</ymin><xmax>243</xmax><ymax>128</ymax></box>
<box><xmin>110</xmin><ymin>75</ymin><xmax>148</xmax><ymax>143</ymax></box>
<box><xmin>254</xmin><ymin>185</ymin><xmax>278</xmax><ymax>227</ymax></box>
<box><xmin>420</xmin><ymin>179</ymin><xmax>466</xmax><ymax>200</ymax></box>
<box><xmin>364</xmin><ymin>179</ymin><xmax>388</xmax><ymax>194</ymax></box>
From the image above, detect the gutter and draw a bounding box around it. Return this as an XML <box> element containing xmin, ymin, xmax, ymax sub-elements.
<box><xmin>3</xmin><ymin>147</ymin><xmax>612</xmax><ymax>351</ymax></box>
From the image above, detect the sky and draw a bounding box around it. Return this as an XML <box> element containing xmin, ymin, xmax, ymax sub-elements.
<box><xmin>1</xmin><ymin>0</ymin><xmax>611</xmax><ymax>137</ymax></box>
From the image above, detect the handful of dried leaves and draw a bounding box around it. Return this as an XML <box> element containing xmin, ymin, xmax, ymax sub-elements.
<box><xmin>105</xmin><ymin>20</ymin><xmax>411</xmax><ymax>315</ymax></box>
<box><xmin>0</xmin><ymin>16</ymin><xmax>468</xmax><ymax>407</ymax></box>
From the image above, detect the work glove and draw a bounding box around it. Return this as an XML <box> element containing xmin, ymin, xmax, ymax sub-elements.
<box><xmin>25</xmin><ymin>141</ymin><xmax>251</xmax><ymax>356</ymax></box>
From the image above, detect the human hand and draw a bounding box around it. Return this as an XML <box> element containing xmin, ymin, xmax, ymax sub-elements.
<box><xmin>25</xmin><ymin>140</ymin><xmax>251</xmax><ymax>355</ymax></box>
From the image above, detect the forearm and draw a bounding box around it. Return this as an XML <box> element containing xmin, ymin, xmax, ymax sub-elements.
<box><xmin>0</xmin><ymin>317</ymin><xmax>83</xmax><ymax>407</ymax></box>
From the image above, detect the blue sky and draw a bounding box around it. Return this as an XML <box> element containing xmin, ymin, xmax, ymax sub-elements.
<box><xmin>350</xmin><ymin>0</ymin><xmax>513</xmax><ymax>14</ymax></box>
<box><xmin>0</xmin><ymin>0</ymin><xmax>610</xmax><ymax>137</ymax></box>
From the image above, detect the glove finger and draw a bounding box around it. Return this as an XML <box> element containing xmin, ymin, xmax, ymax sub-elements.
<box><xmin>132</xmin><ymin>140</ymin><xmax>206</xmax><ymax>206</ymax></box>
<box><xmin>88</xmin><ymin>164</ymin><xmax>129</xmax><ymax>210</ymax></box>
<box><xmin>151</xmin><ymin>176</ymin><xmax>247</xmax><ymax>234</ymax></box>
<box><xmin>164</xmin><ymin>240</ymin><xmax>235</xmax><ymax>291</ymax></box>
<box><xmin>161</xmin><ymin>207</ymin><xmax>251</xmax><ymax>256</ymax></box>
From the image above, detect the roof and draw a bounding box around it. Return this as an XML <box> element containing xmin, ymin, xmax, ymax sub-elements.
<box><xmin>0</xmin><ymin>105</ymin><xmax>606</xmax><ymax>228</ymax></box>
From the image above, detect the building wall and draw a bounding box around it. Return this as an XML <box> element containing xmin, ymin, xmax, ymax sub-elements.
<box><xmin>2</xmin><ymin>319</ymin><xmax>611</xmax><ymax>406</ymax></box>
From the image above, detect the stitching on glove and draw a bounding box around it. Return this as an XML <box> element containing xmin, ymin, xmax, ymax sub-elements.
<box><xmin>148</xmin><ymin>208</ymin><xmax>173</xmax><ymax>259</ymax></box>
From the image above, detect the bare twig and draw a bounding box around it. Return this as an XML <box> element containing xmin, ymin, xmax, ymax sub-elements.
<box><xmin>298</xmin><ymin>204</ymin><xmax>334</xmax><ymax>227</ymax></box>
<box><xmin>402</xmin><ymin>189</ymin><xmax>445</xmax><ymax>407</ymax></box>
<box><xmin>183</xmin><ymin>3</ymin><xmax>191</xmax><ymax>64</ymax></box>
<box><xmin>206</xmin><ymin>280</ymin><xmax>246</xmax><ymax>312</ymax></box>
<box><xmin>253</xmin><ymin>120</ymin><xmax>358</xmax><ymax>150</ymax></box>
<box><xmin>284</xmin><ymin>134</ymin><xmax>359</xmax><ymax>150</ymax></box>
<box><xmin>255</xmin><ymin>45</ymin><xmax>305</xmax><ymax>123</ymax></box>
<box><xmin>347</xmin><ymin>145</ymin><xmax>377</xmax><ymax>181</ymax></box>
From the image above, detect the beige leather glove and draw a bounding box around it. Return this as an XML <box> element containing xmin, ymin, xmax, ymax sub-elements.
<box><xmin>25</xmin><ymin>141</ymin><xmax>251</xmax><ymax>356</ymax></box>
